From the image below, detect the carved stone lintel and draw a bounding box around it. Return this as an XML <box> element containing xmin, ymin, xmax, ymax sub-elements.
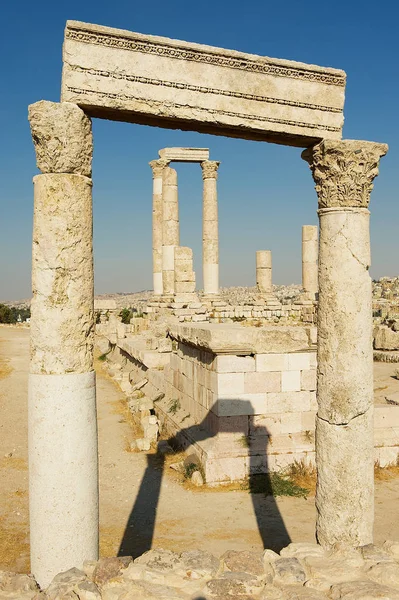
<box><xmin>201</xmin><ymin>160</ymin><xmax>220</xmax><ymax>180</ymax></box>
<box><xmin>149</xmin><ymin>158</ymin><xmax>169</xmax><ymax>178</ymax></box>
<box><xmin>28</xmin><ymin>100</ymin><xmax>93</xmax><ymax>177</ymax></box>
<box><xmin>302</xmin><ymin>139</ymin><xmax>388</xmax><ymax>209</ymax></box>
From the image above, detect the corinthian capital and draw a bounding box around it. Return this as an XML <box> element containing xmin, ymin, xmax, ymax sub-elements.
<box><xmin>201</xmin><ymin>160</ymin><xmax>220</xmax><ymax>180</ymax></box>
<box><xmin>302</xmin><ymin>139</ymin><xmax>388</xmax><ymax>209</ymax></box>
<box><xmin>149</xmin><ymin>158</ymin><xmax>169</xmax><ymax>178</ymax></box>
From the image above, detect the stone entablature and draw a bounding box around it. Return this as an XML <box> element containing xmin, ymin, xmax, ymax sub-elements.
<box><xmin>159</xmin><ymin>147</ymin><xmax>209</xmax><ymax>162</ymax></box>
<box><xmin>61</xmin><ymin>21</ymin><xmax>345</xmax><ymax>146</ymax></box>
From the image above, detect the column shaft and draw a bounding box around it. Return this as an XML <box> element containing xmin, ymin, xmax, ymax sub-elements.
<box><xmin>28</xmin><ymin>101</ymin><xmax>98</xmax><ymax>587</ymax></box>
<box><xmin>316</xmin><ymin>207</ymin><xmax>373</xmax><ymax>546</ymax></box>
<box><xmin>256</xmin><ymin>250</ymin><xmax>272</xmax><ymax>293</ymax></box>
<box><xmin>162</xmin><ymin>166</ymin><xmax>179</xmax><ymax>296</ymax></box>
<box><xmin>149</xmin><ymin>159</ymin><xmax>167</xmax><ymax>295</ymax></box>
<box><xmin>303</xmin><ymin>138</ymin><xmax>388</xmax><ymax>548</ymax></box>
<box><xmin>302</xmin><ymin>225</ymin><xmax>318</xmax><ymax>297</ymax></box>
<box><xmin>201</xmin><ymin>161</ymin><xmax>220</xmax><ymax>295</ymax></box>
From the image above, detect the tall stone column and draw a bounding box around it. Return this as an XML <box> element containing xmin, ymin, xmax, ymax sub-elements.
<box><xmin>149</xmin><ymin>159</ymin><xmax>168</xmax><ymax>295</ymax></box>
<box><xmin>303</xmin><ymin>139</ymin><xmax>388</xmax><ymax>548</ymax></box>
<box><xmin>201</xmin><ymin>160</ymin><xmax>220</xmax><ymax>296</ymax></box>
<box><xmin>302</xmin><ymin>225</ymin><xmax>318</xmax><ymax>299</ymax></box>
<box><xmin>162</xmin><ymin>166</ymin><xmax>179</xmax><ymax>297</ymax></box>
<box><xmin>28</xmin><ymin>101</ymin><xmax>98</xmax><ymax>587</ymax></box>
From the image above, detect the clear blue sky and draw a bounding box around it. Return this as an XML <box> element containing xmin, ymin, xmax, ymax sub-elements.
<box><xmin>0</xmin><ymin>0</ymin><xmax>397</xmax><ymax>300</ymax></box>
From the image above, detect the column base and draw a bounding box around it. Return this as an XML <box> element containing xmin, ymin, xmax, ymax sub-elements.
<box><xmin>254</xmin><ymin>293</ymin><xmax>282</xmax><ymax>308</ymax></box>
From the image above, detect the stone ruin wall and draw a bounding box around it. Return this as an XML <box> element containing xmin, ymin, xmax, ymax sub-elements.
<box><xmin>97</xmin><ymin>316</ymin><xmax>399</xmax><ymax>484</ymax></box>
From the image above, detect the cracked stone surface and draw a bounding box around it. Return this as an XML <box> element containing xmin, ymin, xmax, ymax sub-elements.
<box><xmin>28</xmin><ymin>101</ymin><xmax>93</xmax><ymax>177</ymax></box>
<box><xmin>30</xmin><ymin>174</ymin><xmax>94</xmax><ymax>374</ymax></box>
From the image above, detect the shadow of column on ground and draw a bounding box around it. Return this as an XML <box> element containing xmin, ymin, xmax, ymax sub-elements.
<box><xmin>118</xmin><ymin>400</ymin><xmax>291</xmax><ymax>558</ymax></box>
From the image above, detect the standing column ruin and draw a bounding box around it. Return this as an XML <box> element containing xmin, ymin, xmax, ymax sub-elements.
<box><xmin>303</xmin><ymin>139</ymin><xmax>388</xmax><ymax>548</ymax></box>
<box><xmin>162</xmin><ymin>166</ymin><xmax>179</xmax><ymax>297</ymax></box>
<box><xmin>302</xmin><ymin>225</ymin><xmax>318</xmax><ymax>300</ymax></box>
<box><xmin>201</xmin><ymin>160</ymin><xmax>220</xmax><ymax>297</ymax></box>
<box><xmin>256</xmin><ymin>250</ymin><xmax>280</xmax><ymax>306</ymax></box>
<box><xmin>149</xmin><ymin>159</ymin><xmax>168</xmax><ymax>295</ymax></box>
<box><xmin>28</xmin><ymin>101</ymin><xmax>98</xmax><ymax>587</ymax></box>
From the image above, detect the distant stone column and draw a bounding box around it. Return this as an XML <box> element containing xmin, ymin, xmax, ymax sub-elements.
<box><xmin>256</xmin><ymin>250</ymin><xmax>280</xmax><ymax>306</ymax></box>
<box><xmin>28</xmin><ymin>101</ymin><xmax>98</xmax><ymax>587</ymax></box>
<box><xmin>302</xmin><ymin>225</ymin><xmax>318</xmax><ymax>299</ymax></box>
<box><xmin>149</xmin><ymin>159</ymin><xmax>168</xmax><ymax>295</ymax></box>
<box><xmin>201</xmin><ymin>161</ymin><xmax>220</xmax><ymax>296</ymax></box>
<box><xmin>303</xmin><ymin>139</ymin><xmax>388</xmax><ymax>548</ymax></box>
<box><xmin>162</xmin><ymin>166</ymin><xmax>179</xmax><ymax>297</ymax></box>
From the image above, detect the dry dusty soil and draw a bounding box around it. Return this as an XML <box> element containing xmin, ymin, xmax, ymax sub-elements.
<box><xmin>1</xmin><ymin>326</ymin><xmax>399</xmax><ymax>572</ymax></box>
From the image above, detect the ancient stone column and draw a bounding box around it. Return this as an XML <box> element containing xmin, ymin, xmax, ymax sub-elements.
<box><xmin>162</xmin><ymin>166</ymin><xmax>179</xmax><ymax>297</ymax></box>
<box><xmin>302</xmin><ymin>225</ymin><xmax>318</xmax><ymax>299</ymax></box>
<box><xmin>149</xmin><ymin>159</ymin><xmax>168</xmax><ymax>295</ymax></box>
<box><xmin>256</xmin><ymin>250</ymin><xmax>272</xmax><ymax>294</ymax></box>
<box><xmin>303</xmin><ymin>139</ymin><xmax>388</xmax><ymax>548</ymax></box>
<box><xmin>256</xmin><ymin>250</ymin><xmax>280</xmax><ymax>306</ymax></box>
<box><xmin>28</xmin><ymin>101</ymin><xmax>98</xmax><ymax>587</ymax></box>
<box><xmin>201</xmin><ymin>161</ymin><xmax>220</xmax><ymax>296</ymax></box>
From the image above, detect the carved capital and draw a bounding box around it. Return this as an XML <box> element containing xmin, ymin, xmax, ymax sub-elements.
<box><xmin>28</xmin><ymin>100</ymin><xmax>93</xmax><ymax>177</ymax></box>
<box><xmin>302</xmin><ymin>139</ymin><xmax>388</xmax><ymax>209</ymax></box>
<box><xmin>201</xmin><ymin>160</ymin><xmax>220</xmax><ymax>180</ymax></box>
<box><xmin>149</xmin><ymin>158</ymin><xmax>169</xmax><ymax>178</ymax></box>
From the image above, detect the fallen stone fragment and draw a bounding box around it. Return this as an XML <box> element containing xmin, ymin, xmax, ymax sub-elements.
<box><xmin>204</xmin><ymin>571</ymin><xmax>264</xmax><ymax>597</ymax></box>
<box><xmin>283</xmin><ymin>585</ymin><xmax>328</xmax><ymax>600</ymax></box>
<box><xmin>272</xmin><ymin>558</ymin><xmax>307</xmax><ymax>586</ymax></box>
<box><xmin>132</xmin><ymin>378</ymin><xmax>148</xmax><ymax>392</ymax></box>
<box><xmin>191</xmin><ymin>471</ymin><xmax>204</xmax><ymax>486</ymax></box>
<box><xmin>383</xmin><ymin>540</ymin><xmax>399</xmax><ymax>560</ymax></box>
<box><xmin>280</xmin><ymin>543</ymin><xmax>326</xmax><ymax>561</ymax></box>
<box><xmin>330</xmin><ymin>580</ymin><xmax>399</xmax><ymax>600</ymax></box>
<box><xmin>366</xmin><ymin>562</ymin><xmax>399</xmax><ymax>588</ymax></box>
<box><xmin>360</xmin><ymin>544</ymin><xmax>393</xmax><ymax>564</ymax></box>
<box><xmin>134</xmin><ymin>549</ymin><xmax>182</xmax><ymax>573</ymax></box>
<box><xmin>152</xmin><ymin>392</ymin><xmax>165</xmax><ymax>403</ymax></box>
<box><xmin>221</xmin><ymin>550</ymin><xmax>265</xmax><ymax>576</ymax></box>
<box><xmin>135</xmin><ymin>438</ymin><xmax>151</xmax><ymax>452</ymax></box>
<box><xmin>45</xmin><ymin>568</ymin><xmax>87</xmax><ymax>600</ymax></box>
<box><xmin>178</xmin><ymin>549</ymin><xmax>220</xmax><ymax>578</ymax></box>
<box><xmin>263</xmin><ymin>550</ymin><xmax>280</xmax><ymax>565</ymax></box>
<box><xmin>170</xmin><ymin>461</ymin><xmax>185</xmax><ymax>473</ymax></box>
<box><xmin>259</xmin><ymin>583</ymin><xmax>288</xmax><ymax>599</ymax></box>
<box><xmin>93</xmin><ymin>557</ymin><xmax>132</xmax><ymax>586</ymax></box>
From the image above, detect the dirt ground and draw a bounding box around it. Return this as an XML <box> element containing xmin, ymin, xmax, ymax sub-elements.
<box><xmin>1</xmin><ymin>326</ymin><xmax>399</xmax><ymax>573</ymax></box>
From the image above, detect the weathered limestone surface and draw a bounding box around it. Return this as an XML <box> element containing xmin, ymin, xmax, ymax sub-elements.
<box><xmin>31</xmin><ymin>174</ymin><xmax>94</xmax><ymax>374</ymax></box>
<box><xmin>303</xmin><ymin>139</ymin><xmax>388</xmax><ymax>548</ymax></box>
<box><xmin>162</xmin><ymin>167</ymin><xmax>179</xmax><ymax>296</ymax></box>
<box><xmin>6</xmin><ymin>542</ymin><xmax>399</xmax><ymax>599</ymax></box>
<box><xmin>169</xmin><ymin>322</ymin><xmax>311</xmax><ymax>354</ymax></box>
<box><xmin>302</xmin><ymin>225</ymin><xmax>318</xmax><ymax>297</ymax></box>
<box><xmin>149</xmin><ymin>159</ymin><xmax>168</xmax><ymax>295</ymax></box>
<box><xmin>61</xmin><ymin>21</ymin><xmax>345</xmax><ymax>146</ymax></box>
<box><xmin>29</xmin><ymin>372</ymin><xmax>98</xmax><ymax>588</ymax></box>
<box><xmin>28</xmin><ymin>100</ymin><xmax>92</xmax><ymax>176</ymax></box>
<box><xmin>28</xmin><ymin>101</ymin><xmax>98</xmax><ymax>587</ymax></box>
<box><xmin>159</xmin><ymin>147</ymin><xmax>209</xmax><ymax>162</ymax></box>
<box><xmin>202</xmin><ymin>161</ymin><xmax>220</xmax><ymax>296</ymax></box>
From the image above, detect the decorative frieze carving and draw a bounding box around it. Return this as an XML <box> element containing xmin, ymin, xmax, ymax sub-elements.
<box><xmin>201</xmin><ymin>161</ymin><xmax>220</xmax><ymax>180</ymax></box>
<box><xmin>62</xmin><ymin>21</ymin><xmax>345</xmax><ymax>145</ymax></box>
<box><xmin>66</xmin><ymin>25</ymin><xmax>345</xmax><ymax>87</ymax></box>
<box><xmin>302</xmin><ymin>140</ymin><xmax>388</xmax><ymax>209</ymax></box>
